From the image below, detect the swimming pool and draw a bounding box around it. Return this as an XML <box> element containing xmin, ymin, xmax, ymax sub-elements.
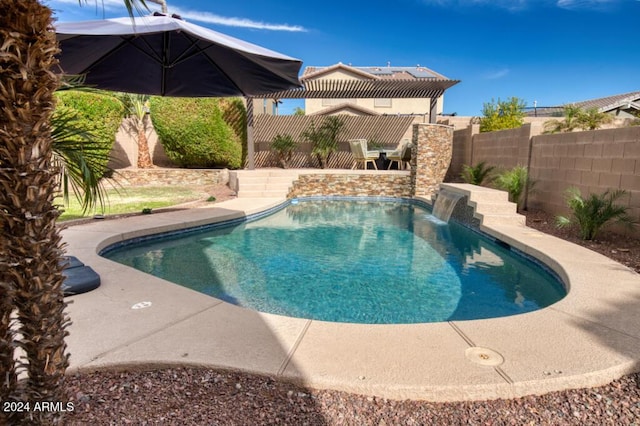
<box><xmin>103</xmin><ymin>198</ymin><xmax>566</xmax><ymax>324</ymax></box>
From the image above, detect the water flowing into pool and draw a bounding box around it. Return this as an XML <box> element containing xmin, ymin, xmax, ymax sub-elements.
<box><xmin>432</xmin><ymin>190</ymin><xmax>464</xmax><ymax>222</ymax></box>
<box><xmin>103</xmin><ymin>199</ymin><xmax>566</xmax><ymax>324</ymax></box>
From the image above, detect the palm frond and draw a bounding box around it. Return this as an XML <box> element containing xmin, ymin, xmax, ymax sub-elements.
<box><xmin>555</xmin><ymin>187</ymin><xmax>634</xmax><ymax>240</ymax></box>
<box><xmin>51</xmin><ymin>108</ymin><xmax>112</xmax><ymax>213</ymax></box>
<box><xmin>461</xmin><ymin>161</ymin><xmax>495</xmax><ymax>185</ymax></box>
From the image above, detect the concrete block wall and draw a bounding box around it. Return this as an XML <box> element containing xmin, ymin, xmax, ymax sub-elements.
<box><xmin>450</xmin><ymin>123</ymin><xmax>640</xmax><ymax>236</ymax></box>
<box><xmin>446</xmin><ymin>124</ymin><xmax>477</xmax><ymax>182</ymax></box>
<box><xmin>529</xmin><ymin>126</ymin><xmax>640</xmax><ymax>227</ymax></box>
<box><xmin>471</xmin><ymin>124</ymin><xmax>540</xmax><ymax>171</ymax></box>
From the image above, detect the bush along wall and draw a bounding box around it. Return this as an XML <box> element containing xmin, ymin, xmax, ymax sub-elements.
<box><xmin>149</xmin><ymin>97</ymin><xmax>242</xmax><ymax>169</ymax></box>
<box><xmin>54</xmin><ymin>90</ymin><xmax>124</xmax><ymax>176</ymax></box>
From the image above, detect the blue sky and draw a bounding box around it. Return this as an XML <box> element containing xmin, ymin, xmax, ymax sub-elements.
<box><xmin>47</xmin><ymin>0</ymin><xmax>639</xmax><ymax>116</ymax></box>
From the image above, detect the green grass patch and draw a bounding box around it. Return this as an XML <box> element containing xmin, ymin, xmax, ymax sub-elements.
<box><xmin>58</xmin><ymin>186</ymin><xmax>206</xmax><ymax>221</ymax></box>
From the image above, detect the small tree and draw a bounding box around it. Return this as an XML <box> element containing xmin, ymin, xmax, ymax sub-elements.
<box><xmin>302</xmin><ymin>116</ymin><xmax>345</xmax><ymax>168</ymax></box>
<box><xmin>479</xmin><ymin>97</ymin><xmax>526</xmax><ymax>132</ymax></box>
<box><xmin>460</xmin><ymin>161</ymin><xmax>495</xmax><ymax>185</ymax></box>
<box><xmin>293</xmin><ymin>106</ymin><xmax>305</xmax><ymax>116</ymax></box>
<box><xmin>556</xmin><ymin>188</ymin><xmax>634</xmax><ymax>240</ymax></box>
<box><xmin>271</xmin><ymin>134</ymin><xmax>297</xmax><ymax>168</ymax></box>
<box><xmin>119</xmin><ymin>93</ymin><xmax>153</xmax><ymax>168</ymax></box>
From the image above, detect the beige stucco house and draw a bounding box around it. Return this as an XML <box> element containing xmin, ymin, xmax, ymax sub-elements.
<box><xmin>301</xmin><ymin>63</ymin><xmax>450</xmax><ymax>118</ymax></box>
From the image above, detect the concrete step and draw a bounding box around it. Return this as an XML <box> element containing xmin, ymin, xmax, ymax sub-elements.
<box><xmin>239</xmin><ymin>176</ymin><xmax>297</xmax><ymax>185</ymax></box>
<box><xmin>240</xmin><ymin>182</ymin><xmax>293</xmax><ymax>191</ymax></box>
<box><xmin>480</xmin><ymin>214</ymin><xmax>526</xmax><ymax>227</ymax></box>
<box><xmin>471</xmin><ymin>201</ymin><xmax>519</xmax><ymax>216</ymax></box>
<box><xmin>237</xmin><ymin>189</ymin><xmax>289</xmax><ymax>198</ymax></box>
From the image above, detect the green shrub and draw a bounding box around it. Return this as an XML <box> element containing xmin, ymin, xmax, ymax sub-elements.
<box><xmin>460</xmin><ymin>161</ymin><xmax>495</xmax><ymax>185</ymax></box>
<box><xmin>544</xmin><ymin>105</ymin><xmax>613</xmax><ymax>133</ymax></box>
<box><xmin>479</xmin><ymin>97</ymin><xmax>526</xmax><ymax>132</ymax></box>
<box><xmin>271</xmin><ymin>134</ymin><xmax>297</xmax><ymax>168</ymax></box>
<box><xmin>54</xmin><ymin>90</ymin><xmax>124</xmax><ymax>176</ymax></box>
<box><xmin>494</xmin><ymin>165</ymin><xmax>534</xmax><ymax>211</ymax></box>
<box><xmin>219</xmin><ymin>98</ymin><xmax>247</xmax><ymax>166</ymax></box>
<box><xmin>556</xmin><ymin>188</ymin><xmax>634</xmax><ymax>240</ymax></box>
<box><xmin>149</xmin><ymin>97</ymin><xmax>242</xmax><ymax>169</ymax></box>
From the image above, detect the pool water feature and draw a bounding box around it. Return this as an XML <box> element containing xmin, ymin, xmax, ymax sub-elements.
<box><xmin>103</xmin><ymin>199</ymin><xmax>566</xmax><ymax>324</ymax></box>
<box><xmin>432</xmin><ymin>190</ymin><xmax>464</xmax><ymax>222</ymax></box>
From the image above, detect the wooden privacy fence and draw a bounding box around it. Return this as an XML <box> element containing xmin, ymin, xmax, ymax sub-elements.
<box><xmin>252</xmin><ymin>115</ymin><xmax>415</xmax><ymax>168</ymax></box>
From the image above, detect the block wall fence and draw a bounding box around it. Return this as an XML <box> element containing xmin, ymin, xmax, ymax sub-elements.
<box><xmin>449</xmin><ymin>124</ymin><xmax>640</xmax><ymax>235</ymax></box>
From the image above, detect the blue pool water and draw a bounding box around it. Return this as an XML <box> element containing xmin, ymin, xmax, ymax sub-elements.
<box><xmin>104</xmin><ymin>199</ymin><xmax>566</xmax><ymax>324</ymax></box>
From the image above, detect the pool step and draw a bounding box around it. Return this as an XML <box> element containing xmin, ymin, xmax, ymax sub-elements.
<box><xmin>438</xmin><ymin>183</ymin><xmax>526</xmax><ymax>228</ymax></box>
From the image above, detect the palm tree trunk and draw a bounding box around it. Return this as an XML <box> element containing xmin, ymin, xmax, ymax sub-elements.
<box><xmin>0</xmin><ymin>0</ymin><xmax>70</xmax><ymax>422</ymax></box>
<box><xmin>137</xmin><ymin>118</ymin><xmax>153</xmax><ymax>168</ymax></box>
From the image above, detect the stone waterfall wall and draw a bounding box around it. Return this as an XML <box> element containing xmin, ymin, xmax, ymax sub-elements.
<box><xmin>410</xmin><ymin>124</ymin><xmax>454</xmax><ymax>198</ymax></box>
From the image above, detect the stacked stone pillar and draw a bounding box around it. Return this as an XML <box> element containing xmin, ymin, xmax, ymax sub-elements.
<box><xmin>410</xmin><ymin>123</ymin><xmax>454</xmax><ymax>198</ymax></box>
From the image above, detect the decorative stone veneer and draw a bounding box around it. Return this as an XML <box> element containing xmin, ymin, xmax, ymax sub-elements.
<box><xmin>288</xmin><ymin>173</ymin><xmax>412</xmax><ymax>198</ymax></box>
<box><xmin>410</xmin><ymin>124</ymin><xmax>454</xmax><ymax>198</ymax></box>
<box><xmin>108</xmin><ymin>168</ymin><xmax>229</xmax><ymax>187</ymax></box>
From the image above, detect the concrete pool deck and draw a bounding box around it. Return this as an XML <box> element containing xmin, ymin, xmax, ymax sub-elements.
<box><xmin>61</xmin><ymin>194</ymin><xmax>640</xmax><ymax>402</ymax></box>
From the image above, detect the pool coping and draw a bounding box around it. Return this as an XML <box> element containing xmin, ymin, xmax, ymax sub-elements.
<box><xmin>61</xmin><ymin>194</ymin><xmax>640</xmax><ymax>402</ymax></box>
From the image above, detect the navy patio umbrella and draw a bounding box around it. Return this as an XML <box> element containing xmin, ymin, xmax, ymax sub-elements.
<box><xmin>54</xmin><ymin>13</ymin><xmax>302</xmax><ymax>97</ymax></box>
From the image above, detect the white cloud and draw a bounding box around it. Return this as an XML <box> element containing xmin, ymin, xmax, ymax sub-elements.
<box><xmin>171</xmin><ymin>7</ymin><xmax>307</xmax><ymax>32</ymax></box>
<box><xmin>556</xmin><ymin>0</ymin><xmax>616</xmax><ymax>10</ymax></box>
<box><xmin>483</xmin><ymin>69</ymin><xmax>510</xmax><ymax>79</ymax></box>
<box><xmin>47</xmin><ymin>1</ymin><xmax>307</xmax><ymax>32</ymax></box>
<box><xmin>420</xmin><ymin>0</ymin><xmax>530</xmax><ymax>11</ymax></box>
<box><xmin>422</xmin><ymin>0</ymin><xmax>621</xmax><ymax>11</ymax></box>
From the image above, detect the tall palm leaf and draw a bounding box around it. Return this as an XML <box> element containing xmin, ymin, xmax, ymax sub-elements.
<box><xmin>52</xmin><ymin>107</ymin><xmax>112</xmax><ymax>213</ymax></box>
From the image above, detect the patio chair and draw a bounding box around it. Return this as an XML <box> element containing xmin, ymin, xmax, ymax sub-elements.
<box><xmin>387</xmin><ymin>139</ymin><xmax>411</xmax><ymax>170</ymax></box>
<box><xmin>349</xmin><ymin>139</ymin><xmax>378</xmax><ymax>170</ymax></box>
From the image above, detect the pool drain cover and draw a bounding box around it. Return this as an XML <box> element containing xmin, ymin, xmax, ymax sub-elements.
<box><xmin>465</xmin><ymin>347</ymin><xmax>504</xmax><ymax>366</ymax></box>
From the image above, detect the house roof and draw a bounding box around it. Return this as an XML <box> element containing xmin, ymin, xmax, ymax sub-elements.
<box><xmin>260</xmin><ymin>78</ymin><xmax>459</xmax><ymax>100</ymax></box>
<box><xmin>574</xmin><ymin>91</ymin><xmax>640</xmax><ymax>112</ymax></box>
<box><xmin>525</xmin><ymin>91</ymin><xmax>640</xmax><ymax>117</ymax></box>
<box><xmin>307</xmin><ymin>103</ymin><xmax>380</xmax><ymax>116</ymax></box>
<box><xmin>302</xmin><ymin>63</ymin><xmax>448</xmax><ymax>80</ymax></box>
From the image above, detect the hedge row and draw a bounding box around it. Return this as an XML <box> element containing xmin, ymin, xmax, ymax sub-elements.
<box><xmin>149</xmin><ymin>97</ymin><xmax>245</xmax><ymax>169</ymax></box>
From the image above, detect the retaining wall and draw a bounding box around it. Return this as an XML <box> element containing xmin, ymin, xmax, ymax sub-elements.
<box><xmin>287</xmin><ymin>173</ymin><xmax>411</xmax><ymax>198</ymax></box>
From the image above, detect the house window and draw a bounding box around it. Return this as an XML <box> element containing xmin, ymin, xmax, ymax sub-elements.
<box><xmin>374</xmin><ymin>98</ymin><xmax>392</xmax><ymax>108</ymax></box>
